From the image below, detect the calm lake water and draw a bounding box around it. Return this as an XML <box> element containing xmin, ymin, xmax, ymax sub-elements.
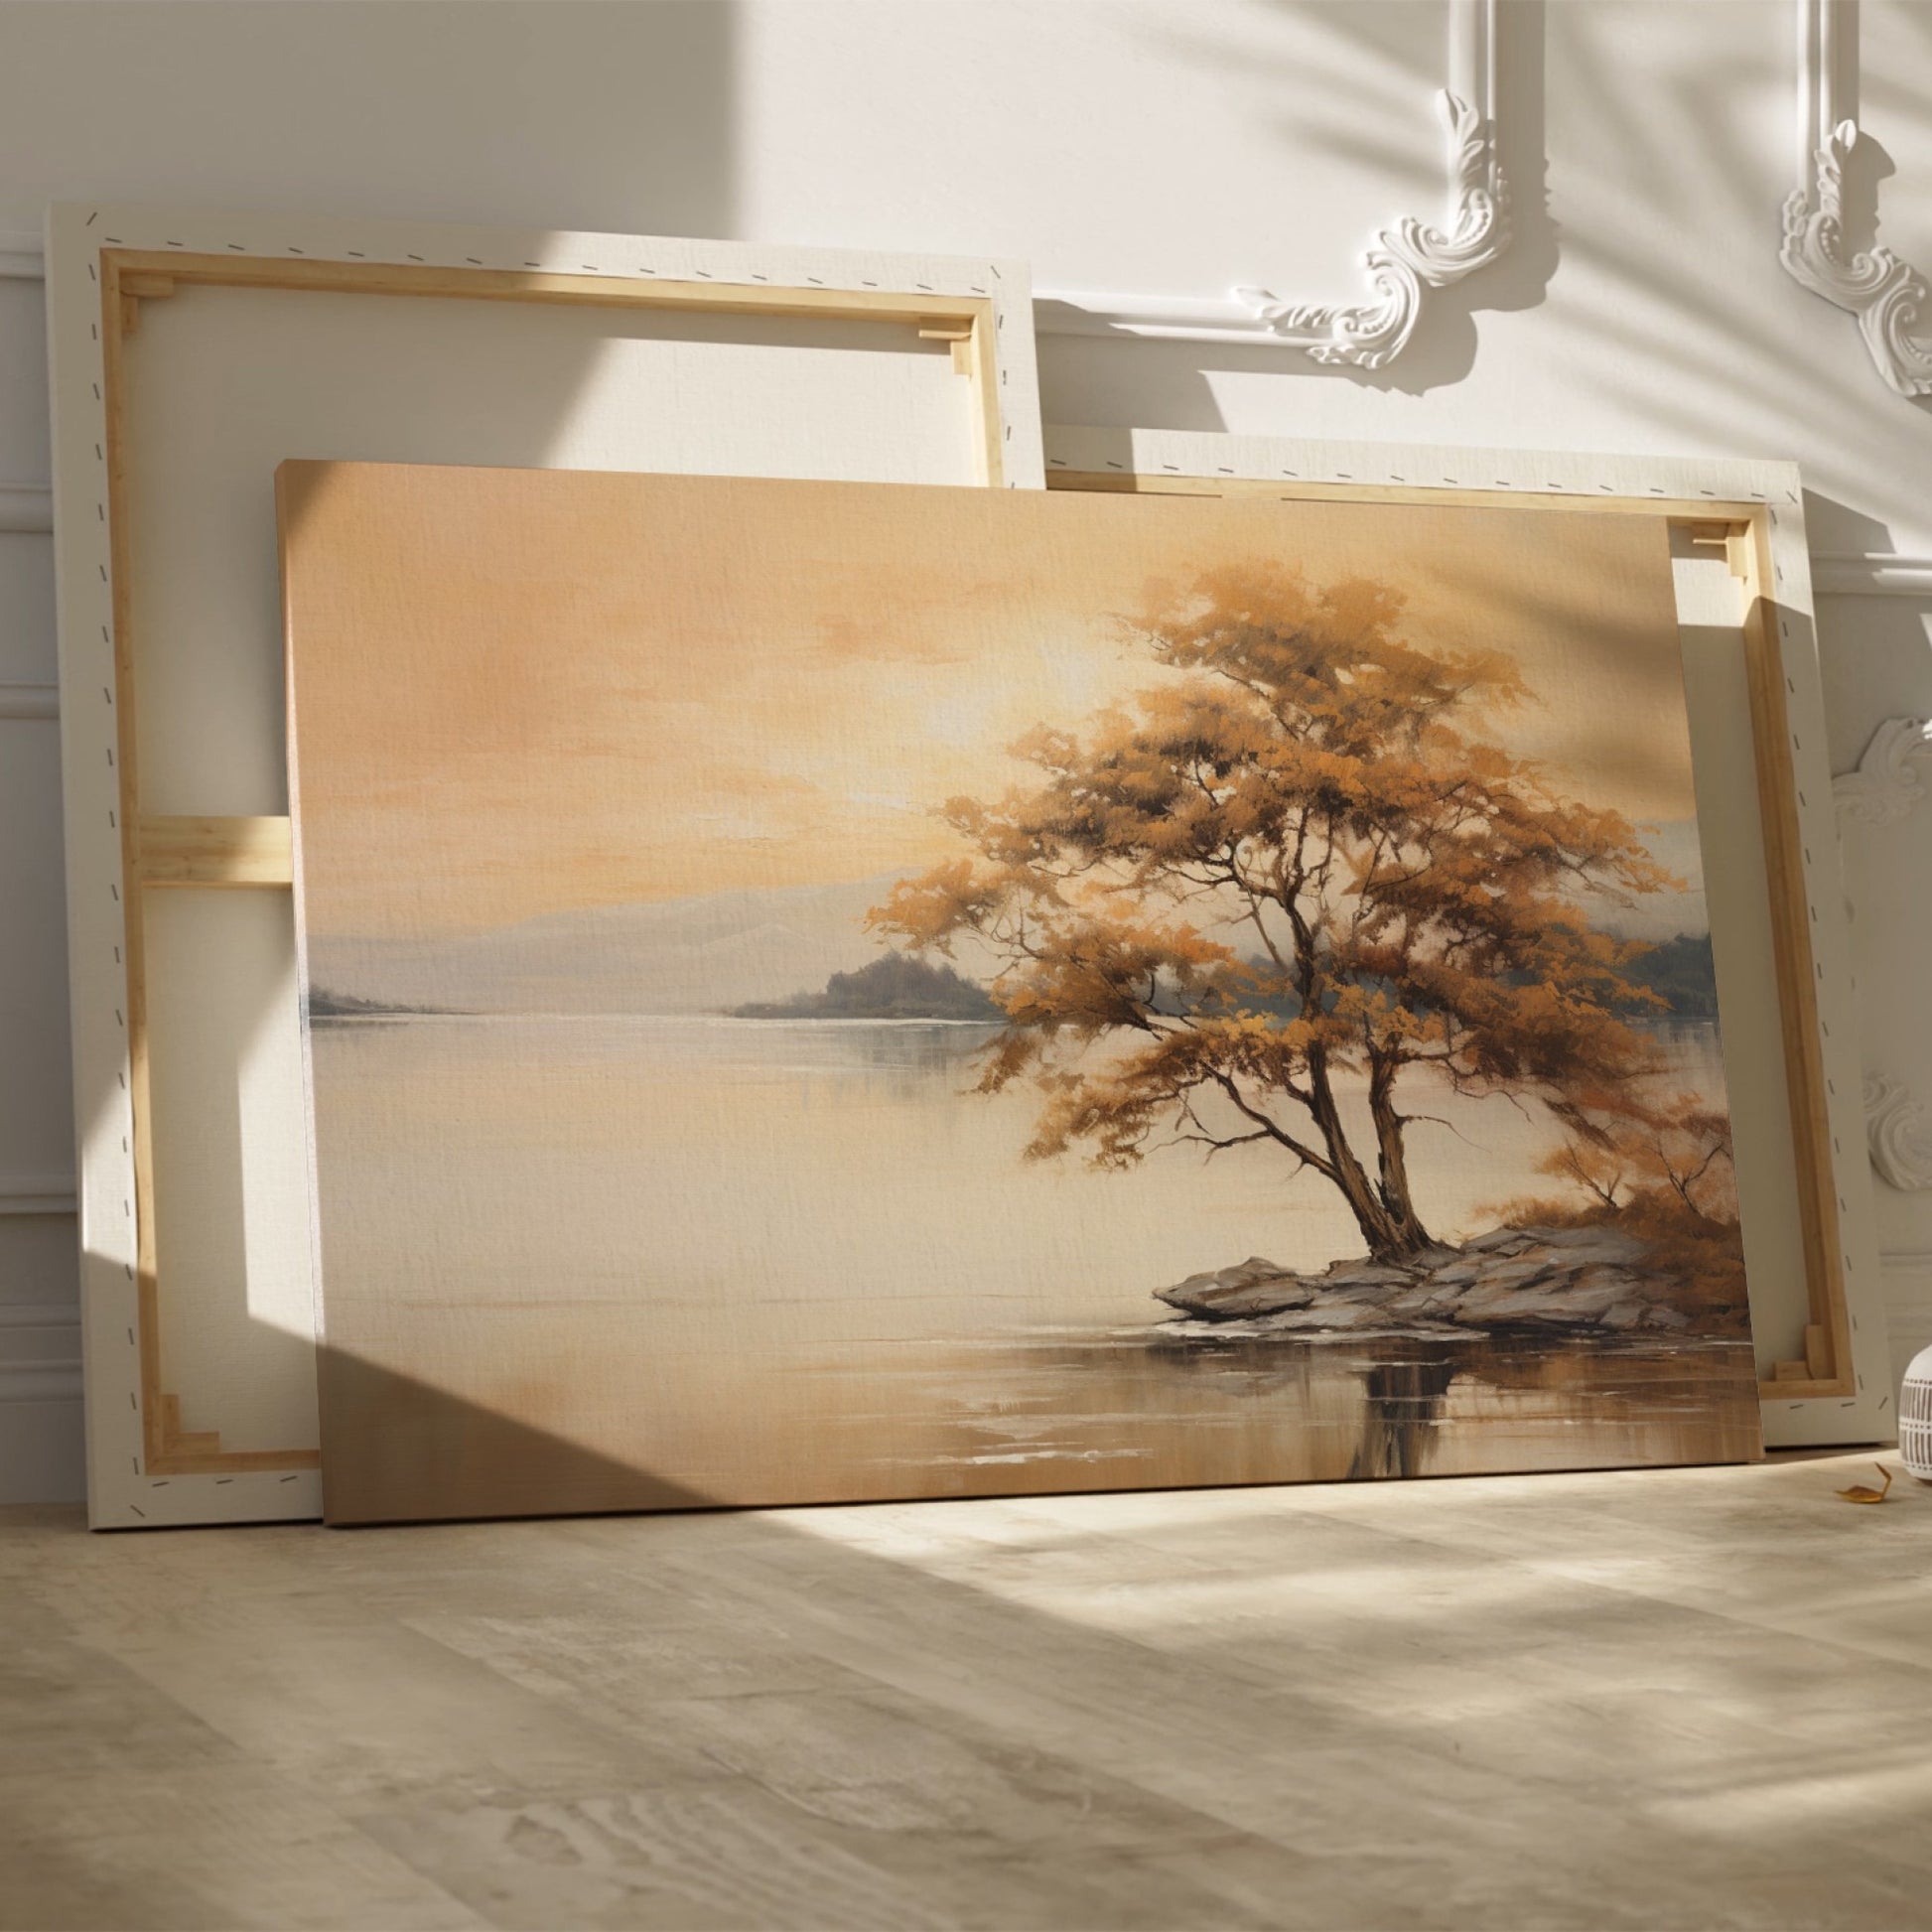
<box><xmin>310</xmin><ymin>1014</ymin><xmax>1759</xmax><ymax>1512</ymax></box>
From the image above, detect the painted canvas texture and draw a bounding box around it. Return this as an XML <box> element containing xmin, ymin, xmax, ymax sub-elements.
<box><xmin>280</xmin><ymin>462</ymin><xmax>1762</xmax><ymax>1524</ymax></box>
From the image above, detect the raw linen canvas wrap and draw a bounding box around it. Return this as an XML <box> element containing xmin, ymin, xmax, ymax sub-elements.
<box><xmin>278</xmin><ymin>461</ymin><xmax>1763</xmax><ymax>1525</ymax></box>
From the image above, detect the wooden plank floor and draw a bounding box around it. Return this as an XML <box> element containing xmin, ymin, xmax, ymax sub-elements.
<box><xmin>5</xmin><ymin>1450</ymin><xmax>1932</xmax><ymax>1930</ymax></box>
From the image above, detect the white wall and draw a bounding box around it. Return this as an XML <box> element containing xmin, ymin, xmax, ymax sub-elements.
<box><xmin>2</xmin><ymin>0</ymin><xmax>1928</xmax><ymax>1501</ymax></box>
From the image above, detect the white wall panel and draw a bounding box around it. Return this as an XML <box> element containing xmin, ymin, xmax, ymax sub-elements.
<box><xmin>0</xmin><ymin>252</ymin><xmax>77</xmax><ymax>1502</ymax></box>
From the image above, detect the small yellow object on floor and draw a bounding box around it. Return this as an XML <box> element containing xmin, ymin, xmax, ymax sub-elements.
<box><xmin>1836</xmin><ymin>1462</ymin><xmax>1895</xmax><ymax>1504</ymax></box>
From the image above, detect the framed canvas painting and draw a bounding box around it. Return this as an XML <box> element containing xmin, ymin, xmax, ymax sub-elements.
<box><xmin>280</xmin><ymin>461</ymin><xmax>1763</xmax><ymax>1524</ymax></box>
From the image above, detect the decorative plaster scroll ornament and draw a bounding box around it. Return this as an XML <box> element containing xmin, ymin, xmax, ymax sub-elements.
<box><xmin>1781</xmin><ymin>2</ymin><xmax>1932</xmax><ymax>398</ymax></box>
<box><xmin>1863</xmin><ymin>1074</ymin><xmax>1932</xmax><ymax>1191</ymax></box>
<box><xmin>1232</xmin><ymin>92</ymin><xmax>1509</xmax><ymax>369</ymax></box>
<box><xmin>1035</xmin><ymin>0</ymin><xmax>1509</xmax><ymax>363</ymax></box>
<box><xmin>1782</xmin><ymin>123</ymin><xmax>1932</xmax><ymax>398</ymax></box>
<box><xmin>1833</xmin><ymin>717</ymin><xmax>1932</xmax><ymax>825</ymax></box>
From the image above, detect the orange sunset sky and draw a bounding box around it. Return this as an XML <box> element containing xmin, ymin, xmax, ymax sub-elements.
<box><xmin>280</xmin><ymin>462</ymin><xmax>1694</xmax><ymax>937</ymax></box>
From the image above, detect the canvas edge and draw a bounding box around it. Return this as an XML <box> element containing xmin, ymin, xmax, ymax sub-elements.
<box><xmin>48</xmin><ymin>198</ymin><xmax>1046</xmax><ymax>1529</ymax></box>
<box><xmin>1040</xmin><ymin>424</ymin><xmax>1889</xmax><ymax>1452</ymax></box>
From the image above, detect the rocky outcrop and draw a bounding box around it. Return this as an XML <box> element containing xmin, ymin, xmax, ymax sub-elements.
<box><xmin>1155</xmin><ymin>1225</ymin><xmax>1708</xmax><ymax>1339</ymax></box>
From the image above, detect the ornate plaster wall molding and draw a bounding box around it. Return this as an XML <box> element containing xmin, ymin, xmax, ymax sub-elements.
<box><xmin>0</xmin><ymin>683</ymin><xmax>57</xmax><ymax>722</ymax></box>
<box><xmin>0</xmin><ymin>232</ymin><xmax>41</xmax><ymax>280</ymax></box>
<box><xmin>3</xmin><ymin>485</ymin><xmax>62</xmax><ymax>719</ymax></box>
<box><xmin>1781</xmin><ymin>0</ymin><xmax>1932</xmax><ymax>398</ymax></box>
<box><xmin>1811</xmin><ymin>552</ymin><xmax>1932</xmax><ymax>597</ymax></box>
<box><xmin>1833</xmin><ymin>716</ymin><xmax>1932</xmax><ymax>824</ymax></box>
<box><xmin>0</xmin><ymin>1173</ymin><xmax>77</xmax><ymax>1216</ymax></box>
<box><xmin>0</xmin><ymin>1302</ymin><xmax>81</xmax><ymax>1409</ymax></box>
<box><xmin>0</xmin><ymin>482</ymin><xmax>53</xmax><ymax>532</ymax></box>
<box><xmin>1035</xmin><ymin>0</ymin><xmax>1509</xmax><ymax>365</ymax></box>
<box><xmin>1837</xmin><ymin>720</ymin><xmax>1932</xmax><ymax>1192</ymax></box>
<box><xmin>1864</xmin><ymin>1075</ymin><xmax>1932</xmax><ymax>1191</ymax></box>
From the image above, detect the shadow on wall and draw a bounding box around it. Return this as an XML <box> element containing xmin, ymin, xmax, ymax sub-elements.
<box><xmin>1044</xmin><ymin>0</ymin><xmax>1928</xmax><ymax>454</ymax></box>
<box><xmin>0</xmin><ymin>2</ymin><xmax>739</xmax><ymax>240</ymax></box>
<box><xmin>1234</xmin><ymin>0</ymin><xmax>1559</xmax><ymax>396</ymax></box>
<box><xmin>1035</xmin><ymin>0</ymin><xmax>1554</xmax><ymax>419</ymax></box>
<box><xmin>0</xmin><ymin>0</ymin><xmax>745</xmax><ymax>1514</ymax></box>
<box><xmin>1514</xmin><ymin>0</ymin><xmax>1932</xmax><ymax>447</ymax></box>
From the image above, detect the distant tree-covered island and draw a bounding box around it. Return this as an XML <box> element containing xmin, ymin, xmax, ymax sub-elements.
<box><xmin>1612</xmin><ymin>932</ymin><xmax>1719</xmax><ymax>1019</ymax></box>
<box><xmin>725</xmin><ymin>929</ymin><xmax>1715</xmax><ymax>1029</ymax></box>
<box><xmin>730</xmin><ymin>953</ymin><xmax>1000</xmax><ymax>1021</ymax></box>
<box><xmin>306</xmin><ymin>988</ymin><xmax>465</xmax><ymax>1023</ymax></box>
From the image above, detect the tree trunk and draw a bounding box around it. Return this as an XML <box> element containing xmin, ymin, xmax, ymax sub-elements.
<box><xmin>1367</xmin><ymin>1051</ymin><xmax>1433</xmax><ymax>1255</ymax></box>
<box><xmin>1306</xmin><ymin>1048</ymin><xmax>1430</xmax><ymax>1262</ymax></box>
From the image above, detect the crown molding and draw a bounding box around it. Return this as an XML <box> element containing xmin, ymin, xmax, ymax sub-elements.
<box><xmin>1035</xmin><ymin>0</ymin><xmax>1509</xmax><ymax>366</ymax></box>
<box><xmin>1780</xmin><ymin>0</ymin><xmax>1932</xmax><ymax>399</ymax></box>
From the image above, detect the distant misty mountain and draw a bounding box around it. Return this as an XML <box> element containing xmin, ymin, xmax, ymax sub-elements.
<box><xmin>309</xmin><ymin>817</ymin><xmax>1710</xmax><ymax>1022</ymax></box>
<box><xmin>1614</xmin><ymin>932</ymin><xmax>1719</xmax><ymax>1019</ymax></box>
<box><xmin>310</xmin><ymin>874</ymin><xmax>913</xmax><ymax>1017</ymax></box>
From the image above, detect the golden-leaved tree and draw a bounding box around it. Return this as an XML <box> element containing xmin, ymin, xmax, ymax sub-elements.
<box><xmin>869</xmin><ymin>563</ymin><xmax>1683</xmax><ymax>1264</ymax></box>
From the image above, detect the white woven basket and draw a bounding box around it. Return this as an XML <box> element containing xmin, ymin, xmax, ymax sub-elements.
<box><xmin>1901</xmin><ymin>1344</ymin><xmax>1932</xmax><ymax>1480</ymax></box>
